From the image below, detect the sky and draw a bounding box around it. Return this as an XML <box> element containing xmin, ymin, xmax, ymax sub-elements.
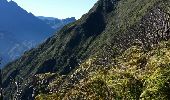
<box><xmin>11</xmin><ymin>0</ymin><xmax>98</xmax><ymax>19</ymax></box>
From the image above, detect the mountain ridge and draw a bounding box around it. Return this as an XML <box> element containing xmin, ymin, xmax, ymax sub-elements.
<box><xmin>0</xmin><ymin>0</ymin><xmax>55</xmax><ymax>67</ymax></box>
<box><xmin>38</xmin><ymin>16</ymin><xmax>76</xmax><ymax>30</ymax></box>
<box><xmin>2</xmin><ymin>0</ymin><xmax>170</xmax><ymax>99</ymax></box>
<box><xmin>0</xmin><ymin>0</ymin><xmax>75</xmax><ymax>67</ymax></box>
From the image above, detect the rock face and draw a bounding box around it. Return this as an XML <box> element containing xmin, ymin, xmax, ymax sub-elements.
<box><xmin>0</xmin><ymin>0</ymin><xmax>55</xmax><ymax>67</ymax></box>
<box><xmin>2</xmin><ymin>0</ymin><xmax>170</xmax><ymax>100</ymax></box>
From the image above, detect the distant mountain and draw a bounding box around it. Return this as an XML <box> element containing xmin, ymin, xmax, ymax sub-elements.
<box><xmin>0</xmin><ymin>0</ymin><xmax>55</xmax><ymax>67</ymax></box>
<box><xmin>38</xmin><ymin>16</ymin><xmax>76</xmax><ymax>30</ymax></box>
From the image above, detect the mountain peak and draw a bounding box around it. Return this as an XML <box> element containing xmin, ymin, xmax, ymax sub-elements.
<box><xmin>92</xmin><ymin>0</ymin><xmax>118</xmax><ymax>13</ymax></box>
<box><xmin>0</xmin><ymin>0</ymin><xmax>15</xmax><ymax>3</ymax></box>
<box><xmin>0</xmin><ymin>0</ymin><xmax>7</xmax><ymax>3</ymax></box>
<box><xmin>0</xmin><ymin>0</ymin><xmax>18</xmax><ymax>7</ymax></box>
<box><xmin>8</xmin><ymin>0</ymin><xmax>17</xmax><ymax>4</ymax></box>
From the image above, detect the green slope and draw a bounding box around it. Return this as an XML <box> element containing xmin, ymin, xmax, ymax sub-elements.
<box><xmin>36</xmin><ymin>40</ymin><xmax>170</xmax><ymax>100</ymax></box>
<box><xmin>2</xmin><ymin>0</ymin><xmax>170</xmax><ymax>99</ymax></box>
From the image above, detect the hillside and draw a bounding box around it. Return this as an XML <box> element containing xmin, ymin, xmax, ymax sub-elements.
<box><xmin>0</xmin><ymin>0</ymin><xmax>55</xmax><ymax>67</ymax></box>
<box><xmin>2</xmin><ymin>0</ymin><xmax>170</xmax><ymax>100</ymax></box>
<box><xmin>38</xmin><ymin>16</ymin><xmax>76</xmax><ymax>30</ymax></box>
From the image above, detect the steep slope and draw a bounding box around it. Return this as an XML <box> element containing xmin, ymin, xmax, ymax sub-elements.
<box><xmin>38</xmin><ymin>16</ymin><xmax>76</xmax><ymax>30</ymax></box>
<box><xmin>36</xmin><ymin>40</ymin><xmax>170</xmax><ymax>100</ymax></box>
<box><xmin>2</xmin><ymin>0</ymin><xmax>170</xmax><ymax>100</ymax></box>
<box><xmin>0</xmin><ymin>0</ymin><xmax>54</xmax><ymax>67</ymax></box>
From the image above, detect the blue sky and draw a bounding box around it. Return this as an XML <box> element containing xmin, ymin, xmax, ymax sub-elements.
<box><xmin>12</xmin><ymin>0</ymin><xmax>98</xmax><ymax>19</ymax></box>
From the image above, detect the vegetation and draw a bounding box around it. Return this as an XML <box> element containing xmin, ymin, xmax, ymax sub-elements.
<box><xmin>35</xmin><ymin>40</ymin><xmax>170</xmax><ymax>100</ymax></box>
<box><xmin>2</xmin><ymin>0</ymin><xmax>170</xmax><ymax>99</ymax></box>
<box><xmin>0</xmin><ymin>58</ymin><xmax>3</xmax><ymax>100</ymax></box>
